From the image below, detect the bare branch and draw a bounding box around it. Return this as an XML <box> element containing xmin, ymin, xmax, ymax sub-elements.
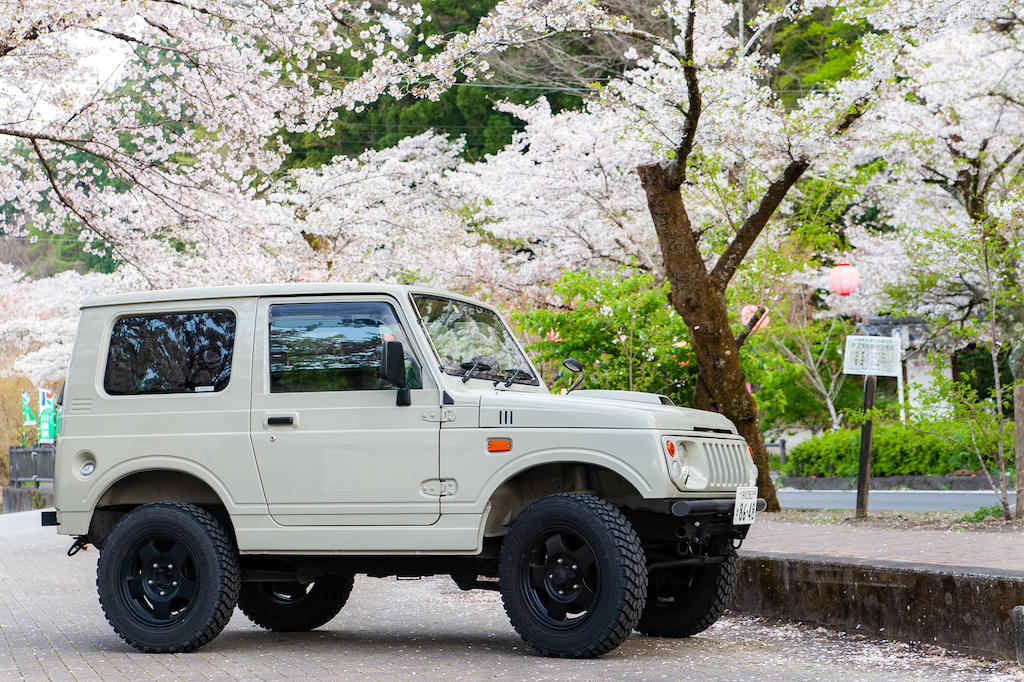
<box><xmin>734</xmin><ymin>305</ymin><xmax>765</xmax><ymax>348</ymax></box>
<box><xmin>708</xmin><ymin>158</ymin><xmax>810</xmax><ymax>292</ymax></box>
<box><xmin>665</xmin><ymin>0</ymin><xmax>701</xmax><ymax>190</ymax></box>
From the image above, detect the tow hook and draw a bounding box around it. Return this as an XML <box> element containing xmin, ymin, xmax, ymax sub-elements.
<box><xmin>67</xmin><ymin>537</ymin><xmax>90</xmax><ymax>557</ymax></box>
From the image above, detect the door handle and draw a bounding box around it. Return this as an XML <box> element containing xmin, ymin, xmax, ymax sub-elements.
<box><xmin>267</xmin><ymin>416</ymin><xmax>294</xmax><ymax>426</ymax></box>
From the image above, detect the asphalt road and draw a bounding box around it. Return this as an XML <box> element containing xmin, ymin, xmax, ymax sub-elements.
<box><xmin>778</xmin><ymin>489</ymin><xmax>1016</xmax><ymax>512</ymax></box>
<box><xmin>2</xmin><ymin>510</ymin><xmax>1020</xmax><ymax>681</ymax></box>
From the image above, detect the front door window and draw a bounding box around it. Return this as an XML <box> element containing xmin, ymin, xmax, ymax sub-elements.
<box><xmin>268</xmin><ymin>301</ymin><xmax>421</xmax><ymax>393</ymax></box>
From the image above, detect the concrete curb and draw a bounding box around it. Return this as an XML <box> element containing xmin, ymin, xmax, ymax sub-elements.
<box><xmin>734</xmin><ymin>551</ymin><xmax>1024</xmax><ymax>661</ymax></box>
<box><xmin>778</xmin><ymin>475</ymin><xmax>994</xmax><ymax>491</ymax></box>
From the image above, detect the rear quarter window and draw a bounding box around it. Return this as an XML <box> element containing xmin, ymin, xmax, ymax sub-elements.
<box><xmin>103</xmin><ymin>311</ymin><xmax>237</xmax><ymax>395</ymax></box>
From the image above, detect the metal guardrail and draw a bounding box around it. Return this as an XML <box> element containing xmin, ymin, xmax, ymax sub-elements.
<box><xmin>7</xmin><ymin>446</ymin><xmax>55</xmax><ymax>486</ymax></box>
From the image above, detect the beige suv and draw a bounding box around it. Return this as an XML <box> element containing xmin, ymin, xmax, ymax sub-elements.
<box><xmin>46</xmin><ymin>283</ymin><xmax>762</xmax><ymax>658</ymax></box>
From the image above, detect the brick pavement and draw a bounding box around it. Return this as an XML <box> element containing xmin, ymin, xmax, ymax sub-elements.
<box><xmin>1</xmin><ymin>510</ymin><xmax>1021</xmax><ymax>681</ymax></box>
<box><xmin>743</xmin><ymin>518</ymin><xmax>1024</xmax><ymax>570</ymax></box>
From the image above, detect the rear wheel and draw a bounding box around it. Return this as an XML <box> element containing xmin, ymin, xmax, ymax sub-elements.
<box><xmin>96</xmin><ymin>503</ymin><xmax>240</xmax><ymax>653</ymax></box>
<box><xmin>239</xmin><ymin>575</ymin><xmax>354</xmax><ymax>632</ymax></box>
<box><xmin>499</xmin><ymin>493</ymin><xmax>647</xmax><ymax>658</ymax></box>
<box><xmin>636</xmin><ymin>551</ymin><xmax>737</xmax><ymax>638</ymax></box>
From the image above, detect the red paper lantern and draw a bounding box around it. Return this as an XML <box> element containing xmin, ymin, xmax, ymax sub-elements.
<box><xmin>828</xmin><ymin>262</ymin><xmax>860</xmax><ymax>296</ymax></box>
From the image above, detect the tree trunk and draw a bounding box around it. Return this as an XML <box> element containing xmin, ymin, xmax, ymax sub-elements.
<box><xmin>638</xmin><ymin>162</ymin><xmax>780</xmax><ymax>511</ymax></box>
<box><xmin>1015</xmin><ymin>383</ymin><xmax>1024</xmax><ymax>520</ymax></box>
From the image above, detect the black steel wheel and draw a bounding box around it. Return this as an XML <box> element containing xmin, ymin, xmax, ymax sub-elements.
<box><xmin>636</xmin><ymin>551</ymin><xmax>737</xmax><ymax>638</ymax></box>
<box><xmin>499</xmin><ymin>493</ymin><xmax>647</xmax><ymax>658</ymax></box>
<box><xmin>239</xmin><ymin>575</ymin><xmax>354</xmax><ymax>632</ymax></box>
<box><xmin>97</xmin><ymin>503</ymin><xmax>240</xmax><ymax>653</ymax></box>
<box><xmin>518</xmin><ymin>526</ymin><xmax>601</xmax><ymax>629</ymax></box>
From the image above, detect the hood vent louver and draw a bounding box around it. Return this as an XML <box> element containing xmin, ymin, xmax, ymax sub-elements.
<box><xmin>498</xmin><ymin>410</ymin><xmax>514</xmax><ymax>425</ymax></box>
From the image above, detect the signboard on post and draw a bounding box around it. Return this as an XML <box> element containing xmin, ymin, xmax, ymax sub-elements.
<box><xmin>843</xmin><ymin>335</ymin><xmax>901</xmax><ymax>377</ymax></box>
<box><xmin>843</xmin><ymin>334</ymin><xmax>905</xmax><ymax>519</ymax></box>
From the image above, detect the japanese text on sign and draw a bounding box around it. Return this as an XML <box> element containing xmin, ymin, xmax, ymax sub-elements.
<box><xmin>843</xmin><ymin>335</ymin><xmax>901</xmax><ymax>377</ymax></box>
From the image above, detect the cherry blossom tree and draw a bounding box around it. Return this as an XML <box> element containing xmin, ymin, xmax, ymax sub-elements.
<box><xmin>4</xmin><ymin>0</ymin><xmax>1017</xmax><ymax>509</ymax></box>
<box><xmin>1</xmin><ymin>0</ymin><xmax>427</xmax><ymax>284</ymax></box>
<box><xmin>853</xmin><ymin>12</ymin><xmax>1024</xmax><ymax>373</ymax></box>
<box><xmin>832</xmin><ymin>11</ymin><xmax>1024</xmax><ymax>516</ymax></box>
<box><xmin>345</xmin><ymin>0</ymin><xmax>868</xmax><ymax>508</ymax></box>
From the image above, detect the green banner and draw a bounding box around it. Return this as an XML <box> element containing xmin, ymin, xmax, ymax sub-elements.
<box><xmin>38</xmin><ymin>406</ymin><xmax>55</xmax><ymax>444</ymax></box>
<box><xmin>21</xmin><ymin>389</ymin><xmax>36</xmax><ymax>426</ymax></box>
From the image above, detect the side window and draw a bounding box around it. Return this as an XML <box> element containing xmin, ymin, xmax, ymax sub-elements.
<box><xmin>269</xmin><ymin>301</ymin><xmax>421</xmax><ymax>393</ymax></box>
<box><xmin>104</xmin><ymin>311</ymin><xmax>236</xmax><ymax>395</ymax></box>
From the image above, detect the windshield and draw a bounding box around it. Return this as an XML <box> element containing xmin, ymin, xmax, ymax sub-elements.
<box><xmin>411</xmin><ymin>294</ymin><xmax>538</xmax><ymax>385</ymax></box>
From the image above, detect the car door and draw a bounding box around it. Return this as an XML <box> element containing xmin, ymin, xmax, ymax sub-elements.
<box><xmin>249</xmin><ymin>295</ymin><xmax>441</xmax><ymax>526</ymax></box>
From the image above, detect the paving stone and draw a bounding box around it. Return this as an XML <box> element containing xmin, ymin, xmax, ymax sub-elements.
<box><xmin>0</xmin><ymin>510</ymin><xmax>1020</xmax><ymax>681</ymax></box>
<box><xmin>743</xmin><ymin>519</ymin><xmax>1024</xmax><ymax>570</ymax></box>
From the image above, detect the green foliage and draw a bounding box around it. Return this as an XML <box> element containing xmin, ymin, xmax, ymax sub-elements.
<box><xmin>750</xmin><ymin>351</ymin><xmax>864</xmax><ymax>430</ymax></box>
<box><xmin>281</xmin><ymin>0</ymin><xmax>584</xmax><ymax>167</ymax></box>
<box><xmin>902</xmin><ymin>367</ymin><xmax>1017</xmax><ymax>473</ymax></box>
<box><xmin>744</xmin><ymin>313</ymin><xmax>864</xmax><ymax>431</ymax></box>
<box><xmin>959</xmin><ymin>505</ymin><xmax>1003</xmax><ymax>523</ymax></box>
<box><xmin>781</xmin><ymin>422</ymin><xmax>1007</xmax><ymax>477</ymax></box>
<box><xmin>770</xmin><ymin>9</ymin><xmax>872</xmax><ymax>107</ymax></box>
<box><xmin>22</xmin><ymin>226</ymin><xmax>117</xmax><ymax>277</ymax></box>
<box><xmin>515</xmin><ymin>270</ymin><xmax>697</xmax><ymax>404</ymax></box>
<box><xmin>953</xmin><ymin>344</ymin><xmax>1015</xmax><ymax>406</ymax></box>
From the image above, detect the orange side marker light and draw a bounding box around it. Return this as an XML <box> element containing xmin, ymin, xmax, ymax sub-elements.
<box><xmin>666</xmin><ymin>441</ymin><xmax>676</xmax><ymax>457</ymax></box>
<box><xmin>488</xmin><ymin>439</ymin><xmax>512</xmax><ymax>453</ymax></box>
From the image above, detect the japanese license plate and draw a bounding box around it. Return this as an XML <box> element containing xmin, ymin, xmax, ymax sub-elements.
<box><xmin>733</xmin><ymin>486</ymin><xmax>758</xmax><ymax>525</ymax></box>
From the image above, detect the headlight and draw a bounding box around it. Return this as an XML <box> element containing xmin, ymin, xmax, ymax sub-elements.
<box><xmin>662</xmin><ymin>437</ymin><xmax>707</xmax><ymax>490</ymax></box>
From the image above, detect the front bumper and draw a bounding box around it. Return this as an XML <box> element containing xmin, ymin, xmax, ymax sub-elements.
<box><xmin>670</xmin><ymin>497</ymin><xmax>767</xmax><ymax>517</ymax></box>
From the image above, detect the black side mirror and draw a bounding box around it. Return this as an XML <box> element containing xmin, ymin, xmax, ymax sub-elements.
<box><xmin>563</xmin><ymin>358</ymin><xmax>583</xmax><ymax>373</ymax></box>
<box><xmin>562</xmin><ymin>358</ymin><xmax>585</xmax><ymax>393</ymax></box>
<box><xmin>380</xmin><ymin>340</ymin><xmax>411</xmax><ymax>406</ymax></box>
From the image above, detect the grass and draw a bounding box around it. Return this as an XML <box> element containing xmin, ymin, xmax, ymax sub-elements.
<box><xmin>763</xmin><ymin>508</ymin><xmax>1021</xmax><ymax>531</ymax></box>
<box><xmin>959</xmin><ymin>505</ymin><xmax>1004</xmax><ymax>523</ymax></box>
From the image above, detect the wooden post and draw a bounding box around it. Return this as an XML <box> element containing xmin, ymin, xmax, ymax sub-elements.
<box><xmin>1015</xmin><ymin>384</ymin><xmax>1024</xmax><ymax>520</ymax></box>
<box><xmin>856</xmin><ymin>375</ymin><xmax>877</xmax><ymax>519</ymax></box>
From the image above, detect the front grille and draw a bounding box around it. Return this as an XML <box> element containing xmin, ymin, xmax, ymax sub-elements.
<box><xmin>700</xmin><ymin>440</ymin><xmax>749</xmax><ymax>488</ymax></box>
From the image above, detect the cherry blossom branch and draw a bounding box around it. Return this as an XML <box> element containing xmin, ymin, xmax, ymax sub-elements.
<box><xmin>28</xmin><ymin>138</ymin><xmax>156</xmax><ymax>287</ymax></box>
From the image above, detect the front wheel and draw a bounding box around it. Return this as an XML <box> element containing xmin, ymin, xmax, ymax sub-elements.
<box><xmin>239</xmin><ymin>575</ymin><xmax>354</xmax><ymax>632</ymax></box>
<box><xmin>96</xmin><ymin>503</ymin><xmax>240</xmax><ymax>653</ymax></box>
<box><xmin>498</xmin><ymin>493</ymin><xmax>647</xmax><ymax>658</ymax></box>
<box><xmin>636</xmin><ymin>551</ymin><xmax>737</xmax><ymax>638</ymax></box>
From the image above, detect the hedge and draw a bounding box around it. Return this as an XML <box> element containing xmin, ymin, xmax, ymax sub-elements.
<box><xmin>781</xmin><ymin>423</ymin><xmax>1014</xmax><ymax>478</ymax></box>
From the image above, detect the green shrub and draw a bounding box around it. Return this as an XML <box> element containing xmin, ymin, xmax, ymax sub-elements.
<box><xmin>959</xmin><ymin>505</ymin><xmax>1002</xmax><ymax>523</ymax></box>
<box><xmin>781</xmin><ymin>422</ymin><xmax>1008</xmax><ymax>477</ymax></box>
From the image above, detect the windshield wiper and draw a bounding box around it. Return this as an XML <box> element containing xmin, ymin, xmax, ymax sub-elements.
<box><xmin>496</xmin><ymin>367</ymin><xmax>532</xmax><ymax>387</ymax></box>
<box><xmin>459</xmin><ymin>360</ymin><xmax>492</xmax><ymax>383</ymax></box>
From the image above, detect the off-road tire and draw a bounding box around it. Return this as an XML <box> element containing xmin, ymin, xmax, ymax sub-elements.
<box><xmin>498</xmin><ymin>492</ymin><xmax>647</xmax><ymax>658</ymax></box>
<box><xmin>239</xmin><ymin>575</ymin><xmax>355</xmax><ymax>632</ymax></box>
<box><xmin>636</xmin><ymin>551</ymin><xmax>737</xmax><ymax>638</ymax></box>
<box><xmin>96</xmin><ymin>502</ymin><xmax>240</xmax><ymax>653</ymax></box>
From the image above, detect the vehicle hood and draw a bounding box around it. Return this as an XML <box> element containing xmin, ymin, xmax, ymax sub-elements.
<box><xmin>478</xmin><ymin>390</ymin><xmax>737</xmax><ymax>433</ymax></box>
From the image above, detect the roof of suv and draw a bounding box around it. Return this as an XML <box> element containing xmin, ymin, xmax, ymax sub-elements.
<box><xmin>81</xmin><ymin>283</ymin><xmax>489</xmax><ymax>309</ymax></box>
